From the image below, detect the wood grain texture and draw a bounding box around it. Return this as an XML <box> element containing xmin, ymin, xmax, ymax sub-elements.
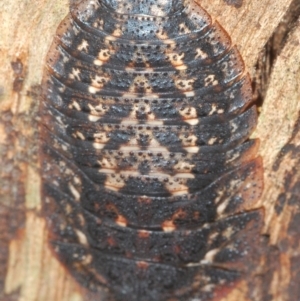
<box><xmin>0</xmin><ymin>0</ymin><xmax>298</xmax><ymax>300</ymax></box>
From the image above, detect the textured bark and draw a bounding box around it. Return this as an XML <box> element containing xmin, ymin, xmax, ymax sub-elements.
<box><xmin>0</xmin><ymin>0</ymin><xmax>299</xmax><ymax>300</ymax></box>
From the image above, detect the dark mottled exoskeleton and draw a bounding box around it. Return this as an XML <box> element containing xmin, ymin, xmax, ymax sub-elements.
<box><xmin>40</xmin><ymin>0</ymin><xmax>264</xmax><ymax>300</ymax></box>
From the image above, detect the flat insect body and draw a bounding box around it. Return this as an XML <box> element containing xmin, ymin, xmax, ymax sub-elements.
<box><xmin>40</xmin><ymin>0</ymin><xmax>264</xmax><ymax>300</ymax></box>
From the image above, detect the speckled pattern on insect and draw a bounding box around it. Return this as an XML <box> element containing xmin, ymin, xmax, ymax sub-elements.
<box><xmin>39</xmin><ymin>0</ymin><xmax>264</xmax><ymax>300</ymax></box>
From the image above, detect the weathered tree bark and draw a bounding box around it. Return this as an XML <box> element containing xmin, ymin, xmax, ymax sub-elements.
<box><xmin>0</xmin><ymin>0</ymin><xmax>299</xmax><ymax>300</ymax></box>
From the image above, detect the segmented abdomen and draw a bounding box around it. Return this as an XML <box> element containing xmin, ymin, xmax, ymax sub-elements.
<box><xmin>40</xmin><ymin>1</ymin><xmax>263</xmax><ymax>300</ymax></box>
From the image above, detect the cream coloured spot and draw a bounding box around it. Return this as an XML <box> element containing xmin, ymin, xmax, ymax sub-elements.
<box><xmin>94</xmin><ymin>132</ymin><xmax>110</xmax><ymax>143</ymax></box>
<box><xmin>208</xmin><ymin>137</ymin><xmax>217</xmax><ymax>145</ymax></box>
<box><xmin>204</xmin><ymin>75</ymin><xmax>218</xmax><ymax>86</ymax></box>
<box><xmin>77</xmin><ymin>214</ymin><xmax>85</xmax><ymax>226</ymax></box>
<box><xmin>175</xmin><ymin>79</ymin><xmax>195</xmax><ymax>91</ymax></box>
<box><xmin>75</xmin><ymin>229</ymin><xmax>89</xmax><ymax>247</ymax></box>
<box><xmin>68</xmin><ymin>183</ymin><xmax>80</xmax><ymax>201</ymax></box>
<box><xmin>128</xmin><ymin>75</ymin><xmax>153</xmax><ymax>93</ymax></box>
<box><xmin>216</xmin><ymin>197</ymin><xmax>230</xmax><ymax>216</ymax></box>
<box><xmin>183</xmin><ymin>146</ymin><xmax>199</xmax><ymax>153</ymax></box>
<box><xmin>61</xmin><ymin>144</ymin><xmax>68</xmax><ymax>151</ymax></box>
<box><xmin>195</xmin><ymin>48</ymin><xmax>208</xmax><ymax>60</ymax></box>
<box><xmin>88</xmin><ymin>114</ymin><xmax>100</xmax><ymax>122</ymax></box>
<box><xmin>166</xmin><ymin>52</ymin><xmax>185</xmax><ymax>68</ymax></box>
<box><xmin>179</xmin><ymin>106</ymin><xmax>198</xmax><ymax>122</ymax></box>
<box><xmin>94</xmin><ymin>48</ymin><xmax>113</xmax><ymax>66</ymax></box>
<box><xmin>81</xmin><ymin>254</ymin><xmax>93</xmax><ymax>265</ymax></box>
<box><xmin>88</xmin><ymin>86</ymin><xmax>100</xmax><ymax>94</ymax></box>
<box><xmin>75</xmin><ymin>131</ymin><xmax>85</xmax><ymax>140</ymax></box>
<box><xmin>77</xmin><ymin>40</ymin><xmax>89</xmax><ymax>52</ymax></box>
<box><xmin>74</xmin><ymin>176</ymin><xmax>81</xmax><ymax>185</ymax></box>
<box><xmin>231</xmin><ymin>122</ymin><xmax>238</xmax><ymax>133</ymax></box>
<box><xmin>116</xmin><ymin>215</ymin><xmax>128</xmax><ymax>227</ymax></box>
<box><xmin>156</xmin><ymin>30</ymin><xmax>169</xmax><ymax>39</ymax></box>
<box><xmin>223</xmin><ymin>226</ymin><xmax>235</xmax><ymax>239</ymax></box>
<box><xmin>119</xmin><ymin>145</ymin><xmax>142</xmax><ymax>151</ymax></box>
<box><xmin>65</xmin><ymin>203</ymin><xmax>72</xmax><ymax>214</ymax></box>
<box><xmin>69</xmin><ymin>101</ymin><xmax>81</xmax><ymax>111</ymax></box>
<box><xmin>173</xmin><ymin>161</ymin><xmax>195</xmax><ymax>173</ymax></box>
<box><xmin>184</xmin><ymin>91</ymin><xmax>195</xmax><ymax>97</ymax></box>
<box><xmin>208</xmin><ymin>104</ymin><xmax>217</xmax><ymax>115</ymax></box>
<box><xmin>112</xmin><ymin>25</ymin><xmax>122</xmax><ymax>37</ymax></box>
<box><xmin>162</xmin><ymin>220</ymin><xmax>176</xmax><ymax>232</ymax></box>
<box><xmin>87</xmin><ymin>103</ymin><xmax>109</xmax><ymax>116</ymax></box>
<box><xmin>201</xmin><ymin>248</ymin><xmax>220</xmax><ymax>264</ymax></box>
<box><xmin>93</xmin><ymin>19</ymin><xmax>104</xmax><ymax>30</ymax></box>
<box><xmin>93</xmin><ymin>142</ymin><xmax>106</xmax><ymax>150</ymax></box>
<box><xmin>179</xmin><ymin>133</ymin><xmax>198</xmax><ymax>146</ymax></box>
<box><xmin>150</xmin><ymin>4</ymin><xmax>166</xmax><ymax>16</ymax></box>
<box><xmin>178</xmin><ymin>23</ymin><xmax>191</xmax><ymax>34</ymax></box>
<box><xmin>91</xmin><ymin>75</ymin><xmax>110</xmax><ymax>89</ymax></box>
<box><xmin>69</xmin><ymin>68</ymin><xmax>81</xmax><ymax>81</ymax></box>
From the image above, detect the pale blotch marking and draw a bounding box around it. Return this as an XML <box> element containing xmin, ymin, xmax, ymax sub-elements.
<box><xmin>61</xmin><ymin>144</ymin><xmax>68</xmax><ymax>151</ymax></box>
<box><xmin>88</xmin><ymin>114</ymin><xmax>101</xmax><ymax>122</ymax></box>
<box><xmin>178</xmin><ymin>23</ymin><xmax>191</xmax><ymax>34</ymax></box>
<box><xmin>201</xmin><ymin>248</ymin><xmax>220</xmax><ymax>264</ymax></box>
<box><xmin>112</xmin><ymin>24</ymin><xmax>123</xmax><ymax>38</ymax></box>
<box><xmin>223</xmin><ymin>226</ymin><xmax>235</xmax><ymax>239</ymax></box>
<box><xmin>183</xmin><ymin>146</ymin><xmax>199</xmax><ymax>153</ymax></box>
<box><xmin>77</xmin><ymin>213</ymin><xmax>85</xmax><ymax>227</ymax></box>
<box><xmin>216</xmin><ymin>196</ymin><xmax>233</xmax><ymax>216</ymax></box>
<box><xmin>69</xmin><ymin>100</ymin><xmax>81</xmax><ymax>111</ymax></box>
<box><xmin>74</xmin><ymin>176</ymin><xmax>81</xmax><ymax>185</ymax></box>
<box><xmin>93</xmin><ymin>19</ymin><xmax>104</xmax><ymax>30</ymax></box>
<box><xmin>184</xmin><ymin>91</ymin><xmax>195</xmax><ymax>97</ymax></box>
<box><xmin>231</xmin><ymin>121</ymin><xmax>239</xmax><ymax>133</ymax></box>
<box><xmin>88</xmin><ymin>103</ymin><xmax>110</xmax><ymax>116</ymax></box>
<box><xmin>208</xmin><ymin>104</ymin><xmax>218</xmax><ymax>115</ymax></box>
<box><xmin>81</xmin><ymin>254</ymin><xmax>93</xmax><ymax>265</ymax></box>
<box><xmin>138</xmin><ymin>230</ymin><xmax>150</xmax><ymax>239</ymax></box>
<box><xmin>162</xmin><ymin>220</ymin><xmax>176</xmax><ymax>232</ymax></box>
<box><xmin>175</xmin><ymin>79</ymin><xmax>195</xmax><ymax>91</ymax></box>
<box><xmin>150</xmin><ymin>3</ymin><xmax>166</xmax><ymax>16</ymax></box>
<box><xmin>98</xmin><ymin>157</ymin><xmax>115</xmax><ymax>169</ymax></box>
<box><xmin>68</xmin><ymin>183</ymin><xmax>80</xmax><ymax>201</ymax></box>
<box><xmin>121</xmin><ymin>102</ymin><xmax>161</xmax><ymax>125</ymax></box>
<box><xmin>75</xmin><ymin>229</ymin><xmax>89</xmax><ymax>247</ymax></box>
<box><xmin>208</xmin><ymin>137</ymin><xmax>217</xmax><ymax>145</ymax></box>
<box><xmin>88</xmin><ymin>74</ymin><xmax>110</xmax><ymax>94</ymax></box>
<box><xmin>128</xmin><ymin>75</ymin><xmax>153</xmax><ymax>93</ymax></box>
<box><xmin>91</xmin><ymin>75</ymin><xmax>110</xmax><ymax>89</ymax></box>
<box><xmin>74</xmin><ymin>131</ymin><xmax>85</xmax><ymax>140</ymax></box>
<box><xmin>58</xmin><ymin>86</ymin><xmax>66</xmax><ymax>93</ymax></box>
<box><xmin>204</xmin><ymin>74</ymin><xmax>218</xmax><ymax>87</ymax></box>
<box><xmin>93</xmin><ymin>132</ymin><xmax>110</xmax><ymax>144</ymax></box>
<box><xmin>88</xmin><ymin>86</ymin><xmax>100</xmax><ymax>94</ymax></box>
<box><xmin>156</xmin><ymin>30</ymin><xmax>169</xmax><ymax>39</ymax></box>
<box><xmin>94</xmin><ymin>48</ymin><xmax>113</xmax><ymax>66</ymax></box>
<box><xmin>207</xmin><ymin>231</ymin><xmax>219</xmax><ymax>245</ymax></box>
<box><xmin>195</xmin><ymin>48</ymin><xmax>208</xmax><ymax>60</ymax></box>
<box><xmin>93</xmin><ymin>142</ymin><xmax>106</xmax><ymax>150</ymax></box>
<box><xmin>179</xmin><ymin>106</ymin><xmax>197</xmax><ymax>118</ymax></box>
<box><xmin>179</xmin><ymin>133</ymin><xmax>198</xmax><ymax>146</ymax></box>
<box><xmin>173</xmin><ymin>160</ymin><xmax>195</xmax><ymax>173</ymax></box>
<box><xmin>116</xmin><ymin>215</ymin><xmax>128</xmax><ymax>227</ymax></box>
<box><xmin>166</xmin><ymin>52</ymin><xmax>186</xmax><ymax>69</ymax></box>
<box><xmin>77</xmin><ymin>40</ymin><xmax>89</xmax><ymax>52</ymax></box>
<box><xmin>122</xmin><ymin>92</ymin><xmax>159</xmax><ymax>100</ymax></box>
<box><xmin>69</xmin><ymin>68</ymin><xmax>80</xmax><ymax>81</ymax></box>
<box><xmin>65</xmin><ymin>203</ymin><xmax>72</xmax><ymax>215</ymax></box>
